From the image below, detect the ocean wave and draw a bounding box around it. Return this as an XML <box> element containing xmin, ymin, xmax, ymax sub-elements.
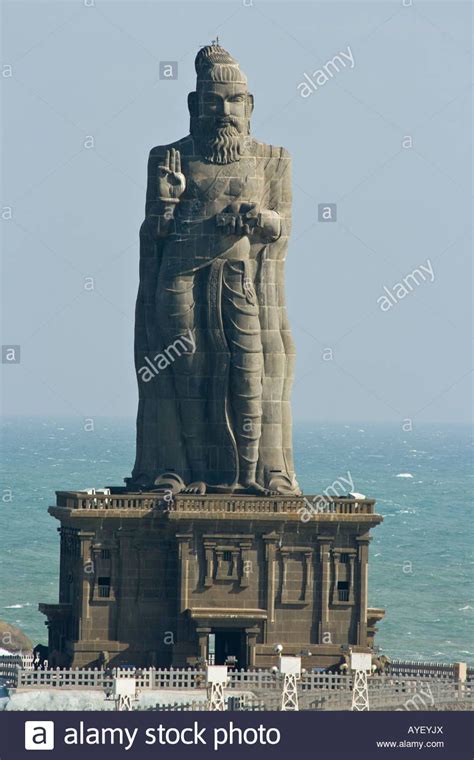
<box><xmin>458</xmin><ymin>605</ymin><xmax>472</xmax><ymax>611</ymax></box>
<box><xmin>396</xmin><ymin>473</ymin><xmax>414</xmax><ymax>478</ymax></box>
<box><xmin>4</xmin><ymin>603</ymin><xmax>30</xmax><ymax>609</ymax></box>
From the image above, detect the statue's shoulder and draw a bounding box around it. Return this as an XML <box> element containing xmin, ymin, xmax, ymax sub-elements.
<box><xmin>148</xmin><ymin>135</ymin><xmax>193</xmax><ymax>160</ymax></box>
<box><xmin>250</xmin><ymin>138</ymin><xmax>291</xmax><ymax>161</ymax></box>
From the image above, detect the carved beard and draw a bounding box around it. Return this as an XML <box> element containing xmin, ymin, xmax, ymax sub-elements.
<box><xmin>191</xmin><ymin>118</ymin><xmax>245</xmax><ymax>164</ymax></box>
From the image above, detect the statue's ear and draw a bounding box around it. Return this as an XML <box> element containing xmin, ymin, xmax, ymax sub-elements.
<box><xmin>247</xmin><ymin>93</ymin><xmax>254</xmax><ymax>116</ymax></box>
<box><xmin>188</xmin><ymin>91</ymin><xmax>198</xmax><ymax>117</ymax></box>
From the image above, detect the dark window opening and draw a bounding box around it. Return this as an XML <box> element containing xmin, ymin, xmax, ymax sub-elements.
<box><xmin>223</xmin><ymin>550</ymin><xmax>232</xmax><ymax>562</ymax></box>
<box><xmin>337</xmin><ymin>580</ymin><xmax>349</xmax><ymax>601</ymax></box>
<box><xmin>98</xmin><ymin>576</ymin><xmax>111</xmax><ymax>598</ymax></box>
<box><xmin>101</xmin><ymin>548</ymin><xmax>111</xmax><ymax>560</ymax></box>
<box><xmin>340</xmin><ymin>553</ymin><xmax>350</xmax><ymax>564</ymax></box>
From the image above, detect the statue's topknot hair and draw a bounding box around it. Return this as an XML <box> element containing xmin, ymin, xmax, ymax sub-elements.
<box><xmin>194</xmin><ymin>44</ymin><xmax>247</xmax><ymax>85</ymax></box>
<box><xmin>195</xmin><ymin>45</ymin><xmax>237</xmax><ymax>68</ymax></box>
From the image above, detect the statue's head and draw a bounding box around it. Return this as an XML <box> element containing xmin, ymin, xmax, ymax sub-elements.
<box><xmin>188</xmin><ymin>45</ymin><xmax>254</xmax><ymax>164</ymax></box>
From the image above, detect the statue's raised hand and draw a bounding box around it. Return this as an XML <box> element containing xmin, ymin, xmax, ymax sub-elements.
<box><xmin>157</xmin><ymin>148</ymin><xmax>186</xmax><ymax>202</ymax></box>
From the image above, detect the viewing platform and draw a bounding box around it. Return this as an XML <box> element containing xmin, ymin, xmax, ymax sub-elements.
<box><xmin>52</xmin><ymin>490</ymin><xmax>378</xmax><ymax>520</ymax></box>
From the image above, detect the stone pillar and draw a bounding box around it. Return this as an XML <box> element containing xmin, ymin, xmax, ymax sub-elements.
<box><xmin>239</xmin><ymin>540</ymin><xmax>252</xmax><ymax>589</ymax></box>
<box><xmin>348</xmin><ymin>553</ymin><xmax>356</xmax><ymax>604</ymax></box>
<box><xmin>356</xmin><ymin>537</ymin><xmax>370</xmax><ymax>645</ymax></box>
<box><xmin>77</xmin><ymin>531</ymin><xmax>95</xmax><ymax>641</ymax></box>
<box><xmin>109</xmin><ymin>541</ymin><xmax>120</xmax><ymax>639</ymax></box>
<box><xmin>263</xmin><ymin>534</ymin><xmax>279</xmax><ymax>627</ymax></box>
<box><xmin>116</xmin><ymin>532</ymin><xmax>134</xmax><ymax>642</ymax></box>
<box><xmin>196</xmin><ymin>627</ymin><xmax>211</xmax><ymax>662</ymax></box>
<box><xmin>215</xmin><ymin>549</ymin><xmax>224</xmax><ymax>580</ymax></box>
<box><xmin>245</xmin><ymin>626</ymin><xmax>259</xmax><ymax>668</ymax></box>
<box><xmin>454</xmin><ymin>662</ymin><xmax>467</xmax><ymax>682</ymax></box>
<box><xmin>332</xmin><ymin>550</ymin><xmax>340</xmax><ymax>603</ymax></box>
<box><xmin>303</xmin><ymin>550</ymin><xmax>313</xmax><ymax>602</ymax></box>
<box><xmin>280</xmin><ymin>550</ymin><xmax>289</xmax><ymax>604</ymax></box>
<box><xmin>454</xmin><ymin>662</ymin><xmax>467</xmax><ymax>697</ymax></box>
<box><xmin>59</xmin><ymin>528</ymin><xmax>66</xmax><ymax>603</ymax></box>
<box><xmin>317</xmin><ymin>537</ymin><xmax>332</xmax><ymax>643</ymax></box>
<box><xmin>177</xmin><ymin>534</ymin><xmax>192</xmax><ymax>613</ymax></box>
<box><xmin>231</xmin><ymin>549</ymin><xmax>239</xmax><ymax>581</ymax></box>
<box><xmin>203</xmin><ymin>541</ymin><xmax>214</xmax><ymax>588</ymax></box>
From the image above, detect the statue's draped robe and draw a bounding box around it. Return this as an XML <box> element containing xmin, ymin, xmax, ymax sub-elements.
<box><xmin>132</xmin><ymin>135</ymin><xmax>296</xmax><ymax>490</ymax></box>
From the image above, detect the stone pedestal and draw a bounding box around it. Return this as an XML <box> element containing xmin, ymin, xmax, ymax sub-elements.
<box><xmin>40</xmin><ymin>490</ymin><xmax>384</xmax><ymax>670</ymax></box>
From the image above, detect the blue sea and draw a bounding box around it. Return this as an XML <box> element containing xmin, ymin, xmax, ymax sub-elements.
<box><xmin>0</xmin><ymin>417</ymin><xmax>472</xmax><ymax>664</ymax></box>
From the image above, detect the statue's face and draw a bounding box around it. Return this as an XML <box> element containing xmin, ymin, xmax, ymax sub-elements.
<box><xmin>190</xmin><ymin>81</ymin><xmax>251</xmax><ymax>163</ymax></box>
<box><xmin>196</xmin><ymin>82</ymin><xmax>250</xmax><ymax>136</ymax></box>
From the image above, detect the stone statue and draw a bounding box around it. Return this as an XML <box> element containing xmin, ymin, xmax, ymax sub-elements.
<box><xmin>128</xmin><ymin>44</ymin><xmax>300</xmax><ymax>497</ymax></box>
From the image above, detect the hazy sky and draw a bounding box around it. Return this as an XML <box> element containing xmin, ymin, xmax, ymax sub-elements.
<box><xmin>2</xmin><ymin>0</ymin><xmax>472</xmax><ymax>424</ymax></box>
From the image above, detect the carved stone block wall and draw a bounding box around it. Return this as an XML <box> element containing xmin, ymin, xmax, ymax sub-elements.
<box><xmin>41</xmin><ymin>494</ymin><xmax>383</xmax><ymax>669</ymax></box>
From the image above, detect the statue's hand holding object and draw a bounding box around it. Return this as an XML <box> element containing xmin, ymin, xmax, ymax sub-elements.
<box><xmin>216</xmin><ymin>202</ymin><xmax>280</xmax><ymax>241</ymax></box>
<box><xmin>216</xmin><ymin>202</ymin><xmax>261</xmax><ymax>236</ymax></box>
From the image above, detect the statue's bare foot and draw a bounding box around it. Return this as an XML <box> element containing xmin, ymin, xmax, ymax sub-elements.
<box><xmin>266</xmin><ymin>472</ymin><xmax>301</xmax><ymax>496</ymax></box>
<box><xmin>183</xmin><ymin>481</ymin><xmax>207</xmax><ymax>495</ymax></box>
<box><xmin>233</xmin><ymin>481</ymin><xmax>272</xmax><ymax>496</ymax></box>
<box><xmin>152</xmin><ymin>471</ymin><xmax>185</xmax><ymax>496</ymax></box>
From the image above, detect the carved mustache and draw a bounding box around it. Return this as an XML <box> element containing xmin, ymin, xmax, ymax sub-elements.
<box><xmin>209</xmin><ymin>116</ymin><xmax>241</xmax><ymax>131</ymax></box>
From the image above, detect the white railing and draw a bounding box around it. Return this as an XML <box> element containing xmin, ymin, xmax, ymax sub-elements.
<box><xmin>3</xmin><ymin>662</ymin><xmax>472</xmax><ymax>695</ymax></box>
<box><xmin>9</xmin><ymin>666</ymin><xmax>351</xmax><ymax>691</ymax></box>
<box><xmin>307</xmin><ymin>678</ymin><xmax>472</xmax><ymax>711</ymax></box>
<box><xmin>148</xmin><ymin>680</ymin><xmax>472</xmax><ymax>712</ymax></box>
